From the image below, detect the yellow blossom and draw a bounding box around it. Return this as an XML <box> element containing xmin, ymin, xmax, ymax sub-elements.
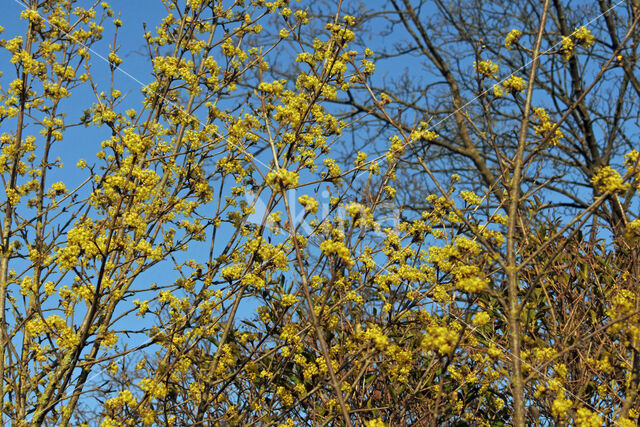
<box><xmin>574</xmin><ymin>408</ymin><xmax>603</xmax><ymax>427</ymax></box>
<box><xmin>505</xmin><ymin>29</ymin><xmax>522</xmax><ymax>49</ymax></box>
<box><xmin>502</xmin><ymin>75</ymin><xmax>525</xmax><ymax>94</ymax></box>
<box><xmin>472</xmin><ymin>311</ymin><xmax>490</xmax><ymax>326</ymax></box>
<box><xmin>591</xmin><ymin>166</ymin><xmax>628</xmax><ymax>194</ymax></box>
<box><xmin>533</xmin><ymin>107</ymin><xmax>564</xmax><ymax>146</ymax></box>
<box><xmin>561</xmin><ymin>36</ymin><xmax>574</xmax><ymax>60</ymax></box>
<box><xmin>266</xmin><ymin>168</ymin><xmax>299</xmax><ymax>191</ymax></box>
<box><xmin>473</xmin><ymin>59</ymin><xmax>499</xmax><ymax>78</ymax></box>
<box><xmin>574</xmin><ymin>26</ymin><xmax>594</xmax><ymax>48</ymax></box>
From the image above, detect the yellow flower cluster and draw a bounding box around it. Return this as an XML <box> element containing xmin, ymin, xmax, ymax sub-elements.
<box><xmin>625</xmin><ymin>219</ymin><xmax>640</xmax><ymax>242</ymax></box>
<box><xmin>605</xmin><ymin>287</ymin><xmax>639</xmax><ymax>339</ymax></box>
<box><xmin>472</xmin><ymin>311</ymin><xmax>491</xmax><ymax>326</ymax></box>
<box><xmin>473</xmin><ymin>59</ymin><xmax>499</xmax><ymax>79</ymax></box>
<box><xmin>325</xmin><ymin>22</ymin><xmax>356</xmax><ymax>44</ymax></box>
<box><xmin>364</xmin><ymin>325</ymin><xmax>389</xmax><ymax>350</ymax></box>
<box><xmin>409</xmin><ymin>122</ymin><xmax>439</xmax><ymax>143</ymax></box>
<box><xmin>460</xmin><ymin>190</ymin><xmax>483</xmax><ymax>205</ymax></box>
<box><xmin>532</xmin><ymin>107</ymin><xmax>564</xmax><ymax>146</ymax></box>
<box><xmin>221</xmin><ymin>263</ymin><xmax>246</xmax><ymax>281</ymax></box>
<box><xmin>10</xmin><ymin>49</ymin><xmax>45</xmax><ymax>76</ymax></box>
<box><xmin>617</xmin><ymin>418</ymin><xmax>639</xmax><ymax>427</ymax></box>
<box><xmin>107</xmin><ymin>51</ymin><xmax>122</xmax><ymax>67</ymax></box>
<box><xmin>624</xmin><ymin>149</ymin><xmax>640</xmax><ymax>181</ymax></box>
<box><xmin>258</xmin><ymin>80</ymin><xmax>285</xmax><ymax>95</ymax></box>
<box><xmin>590</xmin><ymin>165</ymin><xmax>628</xmax><ymax>194</ymax></box>
<box><xmin>26</xmin><ymin>315</ymin><xmax>79</xmax><ymax>351</ymax></box>
<box><xmin>138</xmin><ymin>378</ymin><xmax>168</xmax><ymax>399</ymax></box>
<box><xmin>57</xmin><ymin>219</ymin><xmax>100</xmax><ymax>271</ymax></box>
<box><xmin>266</xmin><ymin>168</ymin><xmax>299</xmax><ymax>191</ymax></box>
<box><xmin>323</xmin><ymin>158</ymin><xmax>342</xmax><ymax>178</ymax></box>
<box><xmin>574</xmin><ymin>408</ymin><xmax>603</xmax><ymax>426</ymax></box>
<box><xmin>298</xmin><ymin>194</ymin><xmax>319</xmax><ymax>214</ymax></box>
<box><xmin>551</xmin><ymin>390</ymin><xmax>572</xmax><ymax>418</ymax></box>
<box><xmin>504</xmin><ymin>29</ymin><xmax>522</xmax><ymax>49</ymax></box>
<box><xmin>574</xmin><ymin>26</ymin><xmax>595</xmax><ymax>48</ymax></box>
<box><xmin>495</xmin><ymin>75</ymin><xmax>525</xmax><ymax>97</ymax></box>
<box><xmin>104</xmin><ymin>390</ymin><xmax>137</xmax><ymax>411</ymax></box>
<box><xmin>280</xmin><ymin>293</ymin><xmax>298</xmax><ymax>307</ymax></box>
<box><xmin>561</xmin><ymin>26</ymin><xmax>595</xmax><ymax>59</ymax></box>
<box><xmin>456</xmin><ymin>274</ymin><xmax>489</xmax><ymax>293</ymax></box>
<box><xmin>561</xmin><ymin>36</ymin><xmax>574</xmax><ymax>60</ymax></box>
<box><xmin>422</xmin><ymin>324</ymin><xmax>459</xmax><ymax>355</ymax></box>
<box><xmin>121</xmin><ymin>128</ymin><xmax>151</xmax><ymax>154</ymax></box>
<box><xmin>345</xmin><ymin>201</ymin><xmax>374</xmax><ymax>227</ymax></box>
<box><xmin>354</xmin><ymin>151</ymin><xmax>368</xmax><ymax>167</ymax></box>
<box><xmin>152</xmin><ymin>55</ymin><xmax>197</xmax><ymax>85</ymax></box>
<box><xmin>320</xmin><ymin>238</ymin><xmax>351</xmax><ymax>263</ymax></box>
<box><xmin>243</xmin><ymin>236</ymin><xmax>290</xmax><ymax>270</ymax></box>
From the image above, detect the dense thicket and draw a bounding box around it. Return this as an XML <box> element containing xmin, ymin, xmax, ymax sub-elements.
<box><xmin>0</xmin><ymin>1</ymin><xmax>638</xmax><ymax>425</ymax></box>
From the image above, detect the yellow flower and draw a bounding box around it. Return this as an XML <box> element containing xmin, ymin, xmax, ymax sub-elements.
<box><xmin>456</xmin><ymin>276</ymin><xmax>488</xmax><ymax>292</ymax></box>
<box><xmin>505</xmin><ymin>29</ymin><xmax>522</xmax><ymax>49</ymax></box>
<box><xmin>591</xmin><ymin>166</ymin><xmax>628</xmax><ymax>194</ymax></box>
<box><xmin>472</xmin><ymin>311</ymin><xmax>490</xmax><ymax>326</ymax></box>
<box><xmin>50</xmin><ymin>182</ymin><xmax>67</xmax><ymax>195</ymax></box>
<box><xmin>532</xmin><ymin>107</ymin><xmax>564</xmax><ymax>146</ymax></box>
<box><xmin>502</xmin><ymin>75</ymin><xmax>525</xmax><ymax>94</ymax></box>
<box><xmin>551</xmin><ymin>391</ymin><xmax>572</xmax><ymax>417</ymax></box>
<box><xmin>574</xmin><ymin>26</ymin><xmax>594</xmax><ymax>48</ymax></box>
<box><xmin>298</xmin><ymin>195</ymin><xmax>319</xmax><ymax>214</ymax></box>
<box><xmin>625</xmin><ymin>219</ymin><xmax>640</xmax><ymax>243</ymax></box>
<box><xmin>460</xmin><ymin>190</ymin><xmax>483</xmax><ymax>205</ymax></box>
<box><xmin>108</xmin><ymin>52</ymin><xmax>122</xmax><ymax>66</ymax></box>
<box><xmin>364</xmin><ymin>325</ymin><xmax>389</xmax><ymax>350</ymax></box>
<box><xmin>266</xmin><ymin>168</ymin><xmax>299</xmax><ymax>191</ymax></box>
<box><xmin>320</xmin><ymin>239</ymin><xmax>351</xmax><ymax>263</ymax></box>
<box><xmin>493</xmin><ymin>83</ymin><xmax>504</xmax><ymax>97</ymax></box>
<box><xmin>473</xmin><ymin>59</ymin><xmax>499</xmax><ymax>78</ymax></box>
<box><xmin>574</xmin><ymin>407</ymin><xmax>603</xmax><ymax>427</ymax></box>
<box><xmin>616</xmin><ymin>418</ymin><xmax>637</xmax><ymax>427</ymax></box>
<box><xmin>280</xmin><ymin>293</ymin><xmax>298</xmax><ymax>307</ymax></box>
<box><xmin>561</xmin><ymin>36</ymin><xmax>574</xmax><ymax>59</ymax></box>
<box><xmin>422</xmin><ymin>324</ymin><xmax>459</xmax><ymax>355</ymax></box>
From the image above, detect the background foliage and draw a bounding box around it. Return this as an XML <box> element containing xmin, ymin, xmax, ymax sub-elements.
<box><xmin>0</xmin><ymin>0</ymin><xmax>639</xmax><ymax>425</ymax></box>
